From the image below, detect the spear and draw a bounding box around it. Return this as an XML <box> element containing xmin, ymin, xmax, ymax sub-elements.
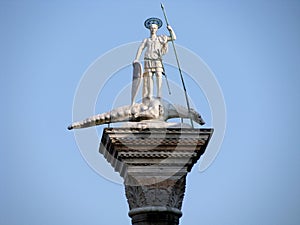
<box><xmin>161</xmin><ymin>3</ymin><xmax>194</xmax><ymax>127</ymax></box>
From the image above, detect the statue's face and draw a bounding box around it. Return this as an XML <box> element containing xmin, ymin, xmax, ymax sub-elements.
<box><xmin>150</xmin><ymin>24</ymin><xmax>158</xmax><ymax>34</ymax></box>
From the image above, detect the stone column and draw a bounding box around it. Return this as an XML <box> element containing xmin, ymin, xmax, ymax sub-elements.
<box><xmin>100</xmin><ymin>127</ymin><xmax>213</xmax><ymax>225</ymax></box>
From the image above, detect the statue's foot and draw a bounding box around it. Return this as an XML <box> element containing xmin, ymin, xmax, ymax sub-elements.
<box><xmin>142</xmin><ymin>97</ymin><xmax>151</xmax><ymax>104</ymax></box>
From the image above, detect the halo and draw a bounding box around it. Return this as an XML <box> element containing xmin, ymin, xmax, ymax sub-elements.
<box><xmin>144</xmin><ymin>17</ymin><xmax>163</xmax><ymax>29</ymax></box>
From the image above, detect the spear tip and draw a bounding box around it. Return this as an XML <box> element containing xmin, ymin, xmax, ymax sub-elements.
<box><xmin>161</xmin><ymin>2</ymin><xmax>164</xmax><ymax>9</ymax></box>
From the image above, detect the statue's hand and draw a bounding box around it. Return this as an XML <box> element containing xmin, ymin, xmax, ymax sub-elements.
<box><xmin>167</xmin><ymin>25</ymin><xmax>173</xmax><ymax>31</ymax></box>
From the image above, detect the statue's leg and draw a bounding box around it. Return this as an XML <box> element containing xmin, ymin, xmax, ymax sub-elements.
<box><xmin>143</xmin><ymin>72</ymin><xmax>153</xmax><ymax>102</ymax></box>
<box><xmin>142</xmin><ymin>75</ymin><xmax>148</xmax><ymax>100</ymax></box>
<box><xmin>148</xmin><ymin>72</ymin><xmax>154</xmax><ymax>100</ymax></box>
<box><xmin>156</xmin><ymin>72</ymin><xmax>163</xmax><ymax>98</ymax></box>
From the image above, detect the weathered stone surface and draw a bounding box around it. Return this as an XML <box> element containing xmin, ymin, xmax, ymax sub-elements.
<box><xmin>68</xmin><ymin>98</ymin><xmax>205</xmax><ymax>130</ymax></box>
<box><xmin>125</xmin><ymin>175</ymin><xmax>186</xmax><ymax>210</ymax></box>
<box><xmin>100</xmin><ymin>127</ymin><xmax>213</xmax><ymax>225</ymax></box>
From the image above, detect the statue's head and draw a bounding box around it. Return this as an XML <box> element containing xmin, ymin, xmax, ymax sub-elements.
<box><xmin>150</xmin><ymin>24</ymin><xmax>158</xmax><ymax>34</ymax></box>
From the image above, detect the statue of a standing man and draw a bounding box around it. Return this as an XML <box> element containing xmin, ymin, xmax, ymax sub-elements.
<box><xmin>134</xmin><ymin>17</ymin><xmax>176</xmax><ymax>101</ymax></box>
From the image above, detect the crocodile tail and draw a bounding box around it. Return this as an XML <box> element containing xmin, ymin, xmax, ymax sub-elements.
<box><xmin>67</xmin><ymin>113</ymin><xmax>110</xmax><ymax>130</ymax></box>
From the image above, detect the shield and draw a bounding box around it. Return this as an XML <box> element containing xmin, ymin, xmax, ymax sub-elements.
<box><xmin>131</xmin><ymin>61</ymin><xmax>143</xmax><ymax>104</ymax></box>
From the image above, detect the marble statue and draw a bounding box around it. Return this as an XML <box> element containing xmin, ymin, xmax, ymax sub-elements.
<box><xmin>132</xmin><ymin>17</ymin><xmax>176</xmax><ymax>103</ymax></box>
<box><xmin>68</xmin><ymin>98</ymin><xmax>205</xmax><ymax>130</ymax></box>
<box><xmin>68</xmin><ymin>17</ymin><xmax>206</xmax><ymax>130</ymax></box>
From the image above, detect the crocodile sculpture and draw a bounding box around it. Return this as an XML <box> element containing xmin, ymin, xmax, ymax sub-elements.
<box><xmin>68</xmin><ymin>98</ymin><xmax>205</xmax><ymax>130</ymax></box>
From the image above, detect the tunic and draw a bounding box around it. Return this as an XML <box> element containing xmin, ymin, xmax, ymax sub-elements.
<box><xmin>141</xmin><ymin>35</ymin><xmax>168</xmax><ymax>74</ymax></box>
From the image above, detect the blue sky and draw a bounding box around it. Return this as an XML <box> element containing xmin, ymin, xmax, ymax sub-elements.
<box><xmin>1</xmin><ymin>0</ymin><xmax>300</xmax><ymax>224</ymax></box>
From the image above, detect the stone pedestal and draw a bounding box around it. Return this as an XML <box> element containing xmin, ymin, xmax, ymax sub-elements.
<box><xmin>100</xmin><ymin>127</ymin><xmax>213</xmax><ymax>225</ymax></box>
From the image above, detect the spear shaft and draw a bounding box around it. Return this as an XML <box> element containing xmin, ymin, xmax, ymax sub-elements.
<box><xmin>161</xmin><ymin>3</ymin><xmax>194</xmax><ymax>127</ymax></box>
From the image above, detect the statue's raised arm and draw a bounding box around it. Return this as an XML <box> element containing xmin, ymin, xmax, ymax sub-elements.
<box><xmin>166</xmin><ymin>25</ymin><xmax>176</xmax><ymax>41</ymax></box>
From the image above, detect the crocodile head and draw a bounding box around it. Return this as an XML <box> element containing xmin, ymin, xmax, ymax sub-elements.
<box><xmin>189</xmin><ymin>108</ymin><xmax>205</xmax><ymax>125</ymax></box>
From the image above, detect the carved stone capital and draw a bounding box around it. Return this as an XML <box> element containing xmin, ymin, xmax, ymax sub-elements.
<box><xmin>125</xmin><ymin>175</ymin><xmax>186</xmax><ymax>210</ymax></box>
